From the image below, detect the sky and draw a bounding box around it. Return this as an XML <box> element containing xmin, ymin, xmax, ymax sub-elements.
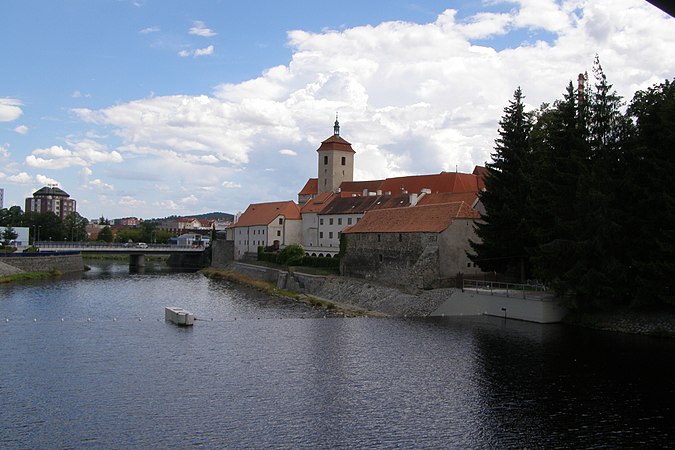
<box><xmin>1</xmin><ymin>0</ymin><xmax>673</xmax><ymax>220</ymax></box>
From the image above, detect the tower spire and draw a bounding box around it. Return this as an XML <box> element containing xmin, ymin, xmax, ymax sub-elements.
<box><xmin>333</xmin><ymin>112</ymin><xmax>340</xmax><ymax>136</ymax></box>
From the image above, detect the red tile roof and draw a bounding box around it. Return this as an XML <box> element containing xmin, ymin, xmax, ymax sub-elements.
<box><xmin>299</xmin><ymin>169</ymin><xmax>485</xmax><ymax>198</ymax></box>
<box><xmin>320</xmin><ymin>194</ymin><xmax>411</xmax><ymax>215</ymax></box>
<box><xmin>300</xmin><ymin>192</ymin><xmax>337</xmax><ymax>213</ymax></box>
<box><xmin>416</xmin><ymin>192</ymin><xmax>479</xmax><ymax>207</ymax></box>
<box><xmin>342</xmin><ymin>202</ymin><xmax>480</xmax><ymax>234</ymax></box>
<box><xmin>298</xmin><ymin>178</ymin><xmax>318</xmax><ymax>195</ymax></box>
<box><xmin>377</xmin><ymin>172</ymin><xmax>482</xmax><ymax>195</ymax></box>
<box><xmin>234</xmin><ymin>201</ymin><xmax>301</xmax><ymax>227</ymax></box>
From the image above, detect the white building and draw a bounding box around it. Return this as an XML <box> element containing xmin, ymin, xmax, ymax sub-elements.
<box><xmin>231</xmin><ymin>201</ymin><xmax>302</xmax><ymax>260</ymax></box>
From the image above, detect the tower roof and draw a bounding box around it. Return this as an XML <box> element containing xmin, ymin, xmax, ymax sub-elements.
<box><xmin>32</xmin><ymin>186</ymin><xmax>70</xmax><ymax>197</ymax></box>
<box><xmin>317</xmin><ymin>116</ymin><xmax>355</xmax><ymax>153</ymax></box>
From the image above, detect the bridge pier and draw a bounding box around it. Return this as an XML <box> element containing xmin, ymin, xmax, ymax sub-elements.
<box><xmin>129</xmin><ymin>254</ymin><xmax>146</xmax><ymax>268</ymax></box>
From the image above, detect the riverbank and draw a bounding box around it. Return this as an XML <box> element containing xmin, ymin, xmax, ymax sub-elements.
<box><xmin>201</xmin><ymin>267</ymin><xmax>376</xmax><ymax>317</ymax></box>
<box><xmin>205</xmin><ymin>263</ymin><xmax>674</xmax><ymax>337</ymax></box>
<box><xmin>563</xmin><ymin>305</ymin><xmax>675</xmax><ymax>337</ymax></box>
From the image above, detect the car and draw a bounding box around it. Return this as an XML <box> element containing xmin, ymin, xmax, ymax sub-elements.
<box><xmin>136</xmin><ymin>242</ymin><xmax>148</xmax><ymax>248</ymax></box>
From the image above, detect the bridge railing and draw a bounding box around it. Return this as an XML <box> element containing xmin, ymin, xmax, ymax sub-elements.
<box><xmin>35</xmin><ymin>241</ymin><xmax>198</xmax><ymax>250</ymax></box>
<box><xmin>462</xmin><ymin>279</ymin><xmax>549</xmax><ymax>300</ymax></box>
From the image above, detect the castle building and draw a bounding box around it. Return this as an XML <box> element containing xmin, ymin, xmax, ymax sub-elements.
<box><xmin>25</xmin><ymin>186</ymin><xmax>77</xmax><ymax>219</ymax></box>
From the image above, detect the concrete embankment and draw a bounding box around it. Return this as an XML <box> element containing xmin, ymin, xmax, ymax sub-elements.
<box><xmin>0</xmin><ymin>252</ymin><xmax>84</xmax><ymax>275</ymax></box>
<box><xmin>224</xmin><ymin>262</ymin><xmax>448</xmax><ymax>316</ymax></box>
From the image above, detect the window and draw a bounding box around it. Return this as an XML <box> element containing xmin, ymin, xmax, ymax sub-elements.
<box><xmin>320</xmin><ymin>218</ymin><xmax>324</xmax><ymax>225</ymax></box>
<box><xmin>278</xmin><ymin>218</ymin><xmax>283</xmax><ymax>225</ymax></box>
<box><xmin>341</xmin><ymin>156</ymin><xmax>346</xmax><ymax>165</ymax></box>
<box><xmin>399</xmin><ymin>233</ymin><xmax>402</xmax><ymax>242</ymax></box>
<box><xmin>277</xmin><ymin>230</ymin><xmax>281</xmax><ymax>236</ymax></box>
<box><xmin>329</xmin><ymin>218</ymin><xmax>334</xmax><ymax>225</ymax></box>
<box><xmin>347</xmin><ymin>218</ymin><xmax>352</xmax><ymax>225</ymax></box>
<box><xmin>338</xmin><ymin>218</ymin><xmax>342</xmax><ymax>225</ymax></box>
<box><xmin>324</xmin><ymin>155</ymin><xmax>328</xmax><ymax>165</ymax></box>
<box><xmin>377</xmin><ymin>234</ymin><xmax>381</xmax><ymax>242</ymax></box>
<box><xmin>319</xmin><ymin>232</ymin><xmax>323</xmax><ymax>238</ymax></box>
<box><xmin>329</xmin><ymin>232</ymin><xmax>333</xmax><ymax>239</ymax></box>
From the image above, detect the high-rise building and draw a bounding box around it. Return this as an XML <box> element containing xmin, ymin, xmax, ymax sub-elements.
<box><xmin>25</xmin><ymin>185</ymin><xmax>77</xmax><ymax>219</ymax></box>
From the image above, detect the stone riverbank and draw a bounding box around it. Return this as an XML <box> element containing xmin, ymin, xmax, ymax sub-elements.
<box><xmin>217</xmin><ymin>262</ymin><xmax>675</xmax><ymax>337</ymax></box>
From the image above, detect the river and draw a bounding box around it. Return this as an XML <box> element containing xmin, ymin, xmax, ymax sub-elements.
<box><xmin>1</xmin><ymin>260</ymin><xmax>673</xmax><ymax>448</ymax></box>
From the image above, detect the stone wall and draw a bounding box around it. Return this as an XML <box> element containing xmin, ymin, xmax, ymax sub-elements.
<box><xmin>340</xmin><ymin>232</ymin><xmax>441</xmax><ymax>291</ymax></box>
<box><xmin>1</xmin><ymin>252</ymin><xmax>83</xmax><ymax>274</ymax></box>
<box><xmin>211</xmin><ymin>240</ymin><xmax>235</xmax><ymax>268</ymax></box>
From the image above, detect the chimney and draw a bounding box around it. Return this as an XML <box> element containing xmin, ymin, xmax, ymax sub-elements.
<box><xmin>410</xmin><ymin>193</ymin><xmax>419</xmax><ymax>206</ymax></box>
<box><xmin>362</xmin><ymin>189</ymin><xmax>368</xmax><ymax>196</ymax></box>
<box><xmin>577</xmin><ymin>73</ymin><xmax>585</xmax><ymax>106</ymax></box>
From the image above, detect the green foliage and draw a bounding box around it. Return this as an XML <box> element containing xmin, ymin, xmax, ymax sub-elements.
<box><xmin>298</xmin><ymin>255</ymin><xmax>340</xmax><ymax>269</ymax></box>
<box><xmin>470</xmin><ymin>87</ymin><xmax>535</xmax><ymax>280</ymax></box>
<box><xmin>114</xmin><ymin>228</ymin><xmax>142</xmax><ymax>243</ymax></box>
<box><xmin>473</xmin><ymin>56</ymin><xmax>673</xmax><ymax>308</ymax></box>
<box><xmin>63</xmin><ymin>212</ymin><xmax>89</xmax><ymax>241</ymax></box>
<box><xmin>277</xmin><ymin>244</ymin><xmax>305</xmax><ymax>265</ymax></box>
<box><xmin>97</xmin><ymin>226</ymin><xmax>114</xmax><ymax>243</ymax></box>
<box><xmin>2</xmin><ymin>226</ymin><xmax>18</xmax><ymax>245</ymax></box>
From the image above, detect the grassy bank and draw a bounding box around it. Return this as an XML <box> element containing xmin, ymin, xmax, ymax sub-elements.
<box><xmin>200</xmin><ymin>267</ymin><xmax>367</xmax><ymax>316</ymax></box>
<box><xmin>0</xmin><ymin>269</ymin><xmax>62</xmax><ymax>284</ymax></box>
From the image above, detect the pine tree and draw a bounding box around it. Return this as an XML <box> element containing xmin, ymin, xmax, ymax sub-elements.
<box><xmin>470</xmin><ymin>87</ymin><xmax>534</xmax><ymax>281</ymax></box>
<box><xmin>622</xmin><ymin>79</ymin><xmax>675</xmax><ymax>304</ymax></box>
<box><xmin>528</xmin><ymin>83</ymin><xmax>589</xmax><ymax>297</ymax></box>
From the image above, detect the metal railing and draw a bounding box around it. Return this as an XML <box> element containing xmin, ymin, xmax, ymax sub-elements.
<box><xmin>462</xmin><ymin>279</ymin><xmax>548</xmax><ymax>300</ymax></box>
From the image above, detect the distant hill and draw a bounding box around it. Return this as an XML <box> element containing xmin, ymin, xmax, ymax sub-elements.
<box><xmin>151</xmin><ymin>212</ymin><xmax>234</xmax><ymax>222</ymax></box>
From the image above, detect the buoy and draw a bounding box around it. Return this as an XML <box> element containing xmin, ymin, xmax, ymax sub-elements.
<box><xmin>61</xmin><ymin>318</ymin><xmax>64</xmax><ymax>322</ymax></box>
<box><xmin>33</xmin><ymin>318</ymin><xmax>37</xmax><ymax>322</ymax></box>
<box><xmin>113</xmin><ymin>317</ymin><xmax>117</xmax><ymax>321</ymax></box>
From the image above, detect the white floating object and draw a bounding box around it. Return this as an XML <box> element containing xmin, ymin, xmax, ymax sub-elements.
<box><xmin>164</xmin><ymin>307</ymin><xmax>194</xmax><ymax>326</ymax></box>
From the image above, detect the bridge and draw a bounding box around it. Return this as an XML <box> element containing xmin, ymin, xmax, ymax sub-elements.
<box><xmin>35</xmin><ymin>241</ymin><xmax>206</xmax><ymax>268</ymax></box>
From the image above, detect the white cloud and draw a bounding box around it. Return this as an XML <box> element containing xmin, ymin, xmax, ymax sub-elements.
<box><xmin>79</xmin><ymin>167</ymin><xmax>114</xmax><ymax>191</ymax></box>
<box><xmin>178</xmin><ymin>45</ymin><xmax>215</xmax><ymax>57</ymax></box>
<box><xmin>140</xmin><ymin>26</ymin><xmax>160</xmax><ymax>34</ymax></box>
<box><xmin>119</xmin><ymin>196</ymin><xmax>146</xmax><ymax>208</ymax></box>
<box><xmin>0</xmin><ymin>145</ymin><xmax>9</xmax><ymax>159</ymax></box>
<box><xmin>66</xmin><ymin>0</ymin><xmax>674</xmax><ymax>218</ymax></box>
<box><xmin>189</xmin><ymin>20</ymin><xmax>216</xmax><ymax>37</ymax></box>
<box><xmin>26</xmin><ymin>141</ymin><xmax>123</xmax><ymax>169</ymax></box>
<box><xmin>0</xmin><ymin>98</ymin><xmax>23</xmax><ymax>122</ymax></box>
<box><xmin>14</xmin><ymin>125</ymin><xmax>28</xmax><ymax>134</ymax></box>
<box><xmin>194</xmin><ymin>45</ymin><xmax>214</xmax><ymax>56</ymax></box>
<box><xmin>36</xmin><ymin>174</ymin><xmax>60</xmax><ymax>186</ymax></box>
<box><xmin>181</xmin><ymin>194</ymin><xmax>199</xmax><ymax>205</ymax></box>
<box><xmin>7</xmin><ymin>172</ymin><xmax>33</xmax><ymax>184</ymax></box>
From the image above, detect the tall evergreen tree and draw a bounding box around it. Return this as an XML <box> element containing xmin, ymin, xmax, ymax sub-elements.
<box><xmin>621</xmin><ymin>79</ymin><xmax>675</xmax><ymax>304</ymax></box>
<box><xmin>528</xmin><ymin>83</ymin><xmax>589</xmax><ymax>297</ymax></box>
<box><xmin>470</xmin><ymin>87</ymin><xmax>534</xmax><ymax>281</ymax></box>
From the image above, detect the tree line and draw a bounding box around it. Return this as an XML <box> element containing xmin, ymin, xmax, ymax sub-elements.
<box><xmin>470</xmin><ymin>57</ymin><xmax>674</xmax><ymax>308</ymax></box>
<box><xmin>0</xmin><ymin>207</ymin><xmax>174</xmax><ymax>245</ymax></box>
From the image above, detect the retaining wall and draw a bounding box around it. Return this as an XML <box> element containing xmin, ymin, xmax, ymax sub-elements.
<box><xmin>0</xmin><ymin>252</ymin><xmax>84</xmax><ymax>274</ymax></box>
<box><xmin>225</xmin><ymin>262</ymin><xmax>568</xmax><ymax>322</ymax></box>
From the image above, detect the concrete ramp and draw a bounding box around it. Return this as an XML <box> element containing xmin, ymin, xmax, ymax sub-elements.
<box><xmin>431</xmin><ymin>289</ymin><xmax>568</xmax><ymax>324</ymax></box>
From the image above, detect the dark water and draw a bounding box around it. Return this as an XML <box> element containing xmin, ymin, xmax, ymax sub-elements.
<box><xmin>1</xmin><ymin>261</ymin><xmax>674</xmax><ymax>449</ymax></box>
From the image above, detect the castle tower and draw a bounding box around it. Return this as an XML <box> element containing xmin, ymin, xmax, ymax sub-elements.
<box><xmin>317</xmin><ymin>114</ymin><xmax>355</xmax><ymax>194</ymax></box>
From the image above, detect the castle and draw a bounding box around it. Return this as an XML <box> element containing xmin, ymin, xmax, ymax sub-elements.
<box><xmin>229</xmin><ymin>119</ymin><xmax>486</xmax><ymax>288</ymax></box>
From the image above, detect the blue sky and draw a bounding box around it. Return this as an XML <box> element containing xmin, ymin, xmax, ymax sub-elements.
<box><xmin>1</xmin><ymin>0</ymin><xmax>673</xmax><ymax>220</ymax></box>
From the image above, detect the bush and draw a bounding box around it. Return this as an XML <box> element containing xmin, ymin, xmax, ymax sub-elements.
<box><xmin>299</xmin><ymin>255</ymin><xmax>340</xmax><ymax>269</ymax></box>
<box><xmin>277</xmin><ymin>244</ymin><xmax>305</xmax><ymax>265</ymax></box>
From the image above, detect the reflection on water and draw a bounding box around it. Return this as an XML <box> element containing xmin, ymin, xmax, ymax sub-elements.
<box><xmin>1</xmin><ymin>261</ymin><xmax>673</xmax><ymax>448</ymax></box>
